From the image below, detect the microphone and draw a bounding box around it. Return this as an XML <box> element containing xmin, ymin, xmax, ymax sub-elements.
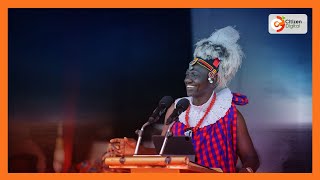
<box><xmin>148</xmin><ymin>96</ymin><xmax>174</xmax><ymax>124</ymax></box>
<box><xmin>133</xmin><ymin>96</ymin><xmax>173</xmax><ymax>155</ymax></box>
<box><xmin>165</xmin><ymin>98</ymin><xmax>190</xmax><ymax>125</ymax></box>
<box><xmin>159</xmin><ymin>98</ymin><xmax>190</xmax><ymax>155</ymax></box>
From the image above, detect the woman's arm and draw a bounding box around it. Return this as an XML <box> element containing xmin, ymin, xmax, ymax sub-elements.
<box><xmin>236</xmin><ymin>110</ymin><xmax>260</xmax><ymax>173</ymax></box>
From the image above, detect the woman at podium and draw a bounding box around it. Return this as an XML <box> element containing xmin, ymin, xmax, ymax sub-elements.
<box><xmin>106</xmin><ymin>26</ymin><xmax>260</xmax><ymax>173</ymax></box>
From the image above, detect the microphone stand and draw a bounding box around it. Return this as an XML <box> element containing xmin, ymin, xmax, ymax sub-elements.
<box><xmin>159</xmin><ymin>120</ymin><xmax>175</xmax><ymax>155</ymax></box>
<box><xmin>133</xmin><ymin>108</ymin><xmax>168</xmax><ymax>156</ymax></box>
<box><xmin>133</xmin><ymin>121</ymin><xmax>150</xmax><ymax>155</ymax></box>
<box><xmin>133</xmin><ymin>110</ymin><xmax>163</xmax><ymax>155</ymax></box>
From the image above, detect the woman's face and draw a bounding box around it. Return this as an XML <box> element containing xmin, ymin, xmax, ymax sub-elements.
<box><xmin>184</xmin><ymin>64</ymin><xmax>215</xmax><ymax>98</ymax></box>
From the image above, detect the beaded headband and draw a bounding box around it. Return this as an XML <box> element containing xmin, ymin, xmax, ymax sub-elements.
<box><xmin>189</xmin><ymin>57</ymin><xmax>221</xmax><ymax>79</ymax></box>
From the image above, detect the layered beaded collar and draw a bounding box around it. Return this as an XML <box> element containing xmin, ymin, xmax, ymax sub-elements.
<box><xmin>175</xmin><ymin>88</ymin><xmax>233</xmax><ymax>128</ymax></box>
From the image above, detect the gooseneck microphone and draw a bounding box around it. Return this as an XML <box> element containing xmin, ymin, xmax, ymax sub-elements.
<box><xmin>165</xmin><ymin>98</ymin><xmax>190</xmax><ymax>125</ymax></box>
<box><xmin>134</xmin><ymin>96</ymin><xmax>174</xmax><ymax>155</ymax></box>
<box><xmin>159</xmin><ymin>98</ymin><xmax>190</xmax><ymax>155</ymax></box>
<box><xmin>148</xmin><ymin>96</ymin><xmax>174</xmax><ymax>124</ymax></box>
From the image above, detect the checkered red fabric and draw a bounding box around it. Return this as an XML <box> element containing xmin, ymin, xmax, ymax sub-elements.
<box><xmin>170</xmin><ymin>93</ymin><xmax>248</xmax><ymax>173</ymax></box>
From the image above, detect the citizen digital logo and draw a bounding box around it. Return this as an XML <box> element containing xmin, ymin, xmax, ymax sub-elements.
<box><xmin>269</xmin><ymin>14</ymin><xmax>307</xmax><ymax>34</ymax></box>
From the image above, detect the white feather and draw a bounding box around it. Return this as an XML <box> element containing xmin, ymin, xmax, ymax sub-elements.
<box><xmin>208</xmin><ymin>26</ymin><xmax>240</xmax><ymax>46</ymax></box>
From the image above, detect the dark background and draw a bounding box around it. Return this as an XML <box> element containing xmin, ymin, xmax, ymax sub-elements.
<box><xmin>9</xmin><ymin>8</ymin><xmax>192</xmax><ymax>137</ymax></box>
<box><xmin>9</xmin><ymin>9</ymin><xmax>193</xmax><ymax>172</ymax></box>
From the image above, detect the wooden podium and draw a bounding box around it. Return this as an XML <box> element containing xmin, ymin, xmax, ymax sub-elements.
<box><xmin>104</xmin><ymin>155</ymin><xmax>223</xmax><ymax>173</ymax></box>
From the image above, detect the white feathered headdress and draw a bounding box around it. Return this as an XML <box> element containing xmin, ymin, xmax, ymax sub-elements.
<box><xmin>193</xmin><ymin>26</ymin><xmax>244</xmax><ymax>89</ymax></box>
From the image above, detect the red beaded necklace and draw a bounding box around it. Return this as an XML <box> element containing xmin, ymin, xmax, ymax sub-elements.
<box><xmin>185</xmin><ymin>93</ymin><xmax>217</xmax><ymax>132</ymax></box>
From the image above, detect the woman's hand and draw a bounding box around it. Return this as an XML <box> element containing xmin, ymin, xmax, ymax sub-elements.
<box><xmin>108</xmin><ymin>137</ymin><xmax>137</xmax><ymax>156</ymax></box>
<box><xmin>100</xmin><ymin>137</ymin><xmax>137</xmax><ymax>173</ymax></box>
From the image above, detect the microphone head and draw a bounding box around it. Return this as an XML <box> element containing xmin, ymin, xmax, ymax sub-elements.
<box><xmin>165</xmin><ymin>98</ymin><xmax>190</xmax><ymax>125</ymax></box>
<box><xmin>148</xmin><ymin>96</ymin><xmax>174</xmax><ymax>124</ymax></box>
<box><xmin>159</xmin><ymin>96</ymin><xmax>174</xmax><ymax>108</ymax></box>
<box><xmin>176</xmin><ymin>98</ymin><xmax>190</xmax><ymax>112</ymax></box>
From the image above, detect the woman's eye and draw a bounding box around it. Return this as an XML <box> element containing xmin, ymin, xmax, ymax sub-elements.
<box><xmin>186</xmin><ymin>71</ymin><xmax>199</xmax><ymax>78</ymax></box>
<box><xmin>192</xmin><ymin>72</ymin><xmax>198</xmax><ymax>76</ymax></box>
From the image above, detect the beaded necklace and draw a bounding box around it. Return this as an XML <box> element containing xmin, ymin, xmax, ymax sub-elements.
<box><xmin>184</xmin><ymin>93</ymin><xmax>217</xmax><ymax>137</ymax></box>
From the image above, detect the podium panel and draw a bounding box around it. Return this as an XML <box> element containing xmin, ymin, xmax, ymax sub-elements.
<box><xmin>104</xmin><ymin>155</ymin><xmax>223</xmax><ymax>173</ymax></box>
